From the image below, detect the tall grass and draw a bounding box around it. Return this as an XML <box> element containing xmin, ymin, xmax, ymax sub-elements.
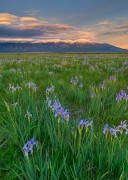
<box><xmin>0</xmin><ymin>53</ymin><xmax>128</xmax><ymax>179</ymax></box>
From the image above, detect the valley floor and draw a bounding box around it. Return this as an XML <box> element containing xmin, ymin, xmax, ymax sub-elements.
<box><xmin>0</xmin><ymin>53</ymin><xmax>128</xmax><ymax>179</ymax></box>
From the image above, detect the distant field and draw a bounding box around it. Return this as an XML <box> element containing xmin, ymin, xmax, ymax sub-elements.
<box><xmin>0</xmin><ymin>53</ymin><xmax>128</xmax><ymax>179</ymax></box>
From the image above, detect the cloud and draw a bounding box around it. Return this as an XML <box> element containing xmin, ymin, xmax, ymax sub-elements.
<box><xmin>97</xmin><ymin>23</ymin><xmax>128</xmax><ymax>37</ymax></box>
<box><xmin>24</xmin><ymin>9</ymin><xmax>40</xmax><ymax>16</ymax></box>
<box><xmin>20</xmin><ymin>17</ymin><xmax>38</xmax><ymax>22</ymax></box>
<box><xmin>97</xmin><ymin>21</ymin><xmax>111</xmax><ymax>25</ymax></box>
<box><xmin>93</xmin><ymin>23</ymin><xmax>128</xmax><ymax>49</ymax></box>
<box><xmin>0</xmin><ymin>13</ymin><xmax>18</xmax><ymax>25</ymax></box>
<box><xmin>85</xmin><ymin>19</ymin><xmax>128</xmax><ymax>49</ymax></box>
<box><xmin>99</xmin><ymin>30</ymin><xmax>128</xmax><ymax>36</ymax></box>
<box><xmin>113</xmin><ymin>25</ymin><xmax>128</xmax><ymax>29</ymax></box>
<box><xmin>0</xmin><ymin>13</ymin><xmax>127</xmax><ymax>49</ymax></box>
<box><xmin>0</xmin><ymin>26</ymin><xmax>45</xmax><ymax>38</ymax></box>
<box><xmin>0</xmin><ymin>13</ymin><xmax>94</xmax><ymax>41</ymax></box>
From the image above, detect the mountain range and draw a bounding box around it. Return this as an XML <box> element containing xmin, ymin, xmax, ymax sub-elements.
<box><xmin>0</xmin><ymin>41</ymin><xmax>127</xmax><ymax>53</ymax></box>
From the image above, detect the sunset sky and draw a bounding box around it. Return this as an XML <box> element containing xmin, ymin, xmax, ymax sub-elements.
<box><xmin>0</xmin><ymin>0</ymin><xmax>128</xmax><ymax>49</ymax></box>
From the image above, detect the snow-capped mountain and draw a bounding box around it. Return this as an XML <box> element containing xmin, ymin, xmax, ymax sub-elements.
<box><xmin>0</xmin><ymin>41</ymin><xmax>127</xmax><ymax>53</ymax></box>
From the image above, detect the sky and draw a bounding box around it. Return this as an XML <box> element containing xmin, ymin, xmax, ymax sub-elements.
<box><xmin>0</xmin><ymin>0</ymin><xmax>128</xmax><ymax>49</ymax></box>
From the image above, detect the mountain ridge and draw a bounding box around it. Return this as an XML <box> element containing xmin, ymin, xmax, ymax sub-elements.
<box><xmin>0</xmin><ymin>41</ymin><xmax>127</xmax><ymax>53</ymax></box>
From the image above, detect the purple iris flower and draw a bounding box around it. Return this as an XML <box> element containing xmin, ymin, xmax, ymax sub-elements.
<box><xmin>71</xmin><ymin>77</ymin><xmax>79</xmax><ymax>85</ymax></box>
<box><xmin>103</xmin><ymin>124</ymin><xmax>109</xmax><ymax>134</ymax></box>
<box><xmin>78</xmin><ymin>120</ymin><xmax>88</xmax><ymax>127</ymax></box>
<box><xmin>56</xmin><ymin>107</ymin><xmax>69</xmax><ymax>122</ymax></box>
<box><xmin>52</xmin><ymin>100</ymin><xmax>61</xmax><ymax>112</ymax></box>
<box><xmin>23</xmin><ymin>137</ymin><xmax>38</xmax><ymax>158</ymax></box>
<box><xmin>47</xmin><ymin>98</ymin><xmax>70</xmax><ymax>122</ymax></box>
<box><xmin>79</xmin><ymin>82</ymin><xmax>83</xmax><ymax>88</ymax></box>
<box><xmin>125</xmin><ymin>94</ymin><xmax>128</xmax><ymax>100</ymax></box>
<box><xmin>46</xmin><ymin>86</ymin><xmax>55</xmax><ymax>94</ymax></box>
<box><xmin>90</xmin><ymin>92</ymin><xmax>94</xmax><ymax>98</ymax></box>
<box><xmin>110</xmin><ymin>75</ymin><xmax>116</xmax><ymax>81</ymax></box>
<box><xmin>78</xmin><ymin>119</ymin><xmax>93</xmax><ymax>128</ymax></box>
<box><xmin>118</xmin><ymin>120</ymin><xmax>127</xmax><ymax>130</ymax></box>
<box><xmin>100</xmin><ymin>84</ymin><xmax>105</xmax><ymax>90</ymax></box>
<box><xmin>109</xmin><ymin>127</ymin><xmax>120</xmax><ymax>137</ymax></box>
<box><xmin>103</xmin><ymin>121</ymin><xmax>128</xmax><ymax>137</ymax></box>
<box><xmin>116</xmin><ymin>90</ymin><xmax>127</xmax><ymax>100</ymax></box>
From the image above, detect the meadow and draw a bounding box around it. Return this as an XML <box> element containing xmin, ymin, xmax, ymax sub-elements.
<box><xmin>0</xmin><ymin>53</ymin><xmax>128</xmax><ymax>179</ymax></box>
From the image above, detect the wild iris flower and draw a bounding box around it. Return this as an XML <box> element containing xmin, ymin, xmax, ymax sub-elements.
<box><xmin>78</xmin><ymin>119</ymin><xmax>93</xmax><ymax>128</ymax></box>
<box><xmin>56</xmin><ymin>107</ymin><xmax>70</xmax><ymax>122</ymax></box>
<box><xmin>46</xmin><ymin>86</ymin><xmax>55</xmax><ymax>95</ymax></box>
<box><xmin>103</xmin><ymin>121</ymin><xmax>128</xmax><ymax>137</ymax></box>
<box><xmin>89</xmin><ymin>92</ymin><xmax>94</xmax><ymax>98</ymax></box>
<box><xmin>103</xmin><ymin>124</ymin><xmax>109</xmax><ymax>134</ymax></box>
<box><xmin>23</xmin><ymin>137</ymin><xmax>38</xmax><ymax>158</ymax></box>
<box><xmin>100</xmin><ymin>84</ymin><xmax>105</xmax><ymax>90</ymax></box>
<box><xmin>46</xmin><ymin>97</ymin><xmax>70</xmax><ymax>122</ymax></box>
<box><xmin>116</xmin><ymin>90</ymin><xmax>127</xmax><ymax>100</ymax></box>
<box><xmin>71</xmin><ymin>76</ymin><xmax>79</xmax><ymax>85</ymax></box>
<box><xmin>118</xmin><ymin>120</ymin><xmax>127</xmax><ymax>131</ymax></box>
<box><xmin>110</xmin><ymin>75</ymin><xmax>116</xmax><ymax>81</ymax></box>
<box><xmin>48</xmin><ymin>71</ymin><xmax>54</xmax><ymax>76</ymax></box>
<box><xmin>52</xmin><ymin>100</ymin><xmax>61</xmax><ymax>112</ymax></box>
<box><xmin>11</xmin><ymin>102</ymin><xmax>18</xmax><ymax>108</ymax></box>
<box><xmin>9</xmin><ymin>84</ymin><xmax>22</xmax><ymax>92</ymax></box>
<box><xmin>109</xmin><ymin>127</ymin><xmax>120</xmax><ymax>137</ymax></box>
<box><xmin>46</xmin><ymin>97</ymin><xmax>52</xmax><ymax>108</ymax></box>
<box><xmin>79</xmin><ymin>82</ymin><xmax>83</xmax><ymax>88</ymax></box>
<box><xmin>25</xmin><ymin>81</ymin><xmax>38</xmax><ymax>91</ymax></box>
<box><xmin>25</xmin><ymin>110</ymin><xmax>32</xmax><ymax>117</ymax></box>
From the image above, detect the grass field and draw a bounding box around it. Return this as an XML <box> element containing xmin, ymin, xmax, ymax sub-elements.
<box><xmin>0</xmin><ymin>53</ymin><xmax>128</xmax><ymax>179</ymax></box>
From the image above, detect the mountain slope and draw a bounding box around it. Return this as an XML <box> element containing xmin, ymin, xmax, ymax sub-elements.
<box><xmin>0</xmin><ymin>42</ymin><xmax>127</xmax><ymax>53</ymax></box>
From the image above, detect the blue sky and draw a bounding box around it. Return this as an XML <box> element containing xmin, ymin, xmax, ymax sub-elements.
<box><xmin>0</xmin><ymin>0</ymin><xmax>128</xmax><ymax>48</ymax></box>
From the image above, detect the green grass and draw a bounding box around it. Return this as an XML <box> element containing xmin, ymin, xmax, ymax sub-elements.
<box><xmin>0</xmin><ymin>53</ymin><xmax>128</xmax><ymax>179</ymax></box>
